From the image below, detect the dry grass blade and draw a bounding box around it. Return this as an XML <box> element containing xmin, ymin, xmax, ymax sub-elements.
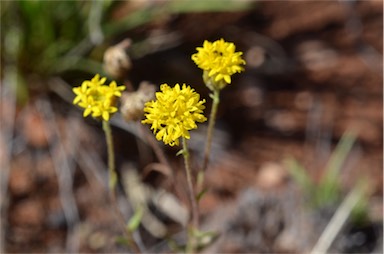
<box><xmin>35</xmin><ymin>98</ymin><xmax>81</xmax><ymax>253</ymax></box>
<box><xmin>310</xmin><ymin>187</ymin><xmax>362</xmax><ymax>254</ymax></box>
<box><xmin>0</xmin><ymin>79</ymin><xmax>17</xmax><ymax>254</ymax></box>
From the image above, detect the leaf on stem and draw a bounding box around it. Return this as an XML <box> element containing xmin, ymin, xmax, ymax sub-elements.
<box><xmin>127</xmin><ymin>206</ymin><xmax>144</xmax><ymax>232</ymax></box>
<box><xmin>196</xmin><ymin>188</ymin><xmax>208</xmax><ymax>202</ymax></box>
<box><xmin>176</xmin><ymin>149</ymin><xmax>185</xmax><ymax>156</ymax></box>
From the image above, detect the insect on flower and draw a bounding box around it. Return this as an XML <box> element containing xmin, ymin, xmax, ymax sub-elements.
<box><xmin>192</xmin><ymin>38</ymin><xmax>246</xmax><ymax>90</ymax></box>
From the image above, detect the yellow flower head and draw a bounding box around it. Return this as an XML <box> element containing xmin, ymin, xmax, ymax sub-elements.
<box><xmin>142</xmin><ymin>83</ymin><xmax>207</xmax><ymax>146</ymax></box>
<box><xmin>191</xmin><ymin>38</ymin><xmax>246</xmax><ymax>90</ymax></box>
<box><xmin>72</xmin><ymin>74</ymin><xmax>125</xmax><ymax>121</ymax></box>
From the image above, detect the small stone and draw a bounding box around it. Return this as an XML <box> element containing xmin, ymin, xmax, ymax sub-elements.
<box><xmin>256</xmin><ymin>162</ymin><xmax>288</xmax><ymax>190</ymax></box>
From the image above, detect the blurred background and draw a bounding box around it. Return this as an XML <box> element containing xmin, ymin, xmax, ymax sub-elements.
<box><xmin>0</xmin><ymin>0</ymin><xmax>382</xmax><ymax>253</ymax></box>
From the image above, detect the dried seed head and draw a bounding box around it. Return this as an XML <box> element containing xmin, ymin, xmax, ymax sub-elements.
<box><xmin>103</xmin><ymin>39</ymin><xmax>132</xmax><ymax>79</ymax></box>
<box><xmin>121</xmin><ymin>81</ymin><xmax>156</xmax><ymax>122</ymax></box>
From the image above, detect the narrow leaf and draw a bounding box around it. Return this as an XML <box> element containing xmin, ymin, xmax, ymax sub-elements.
<box><xmin>127</xmin><ymin>206</ymin><xmax>143</xmax><ymax>232</ymax></box>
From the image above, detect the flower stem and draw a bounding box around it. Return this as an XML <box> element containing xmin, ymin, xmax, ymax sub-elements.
<box><xmin>199</xmin><ymin>89</ymin><xmax>220</xmax><ymax>190</ymax></box>
<box><xmin>182</xmin><ymin>137</ymin><xmax>199</xmax><ymax>227</ymax></box>
<box><xmin>182</xmin><ymin>137</ymin><xmax>198</xmax><ymax>253</ymax></box>
<box><xmin>102</xmin><ymin>120</ymin><xmax>141</xmax><ymax>253</ymax></box>
<box><xmin>102</xmin><ymin>120</ymin><xmax>117</xmax><ymax>190</ymax></box>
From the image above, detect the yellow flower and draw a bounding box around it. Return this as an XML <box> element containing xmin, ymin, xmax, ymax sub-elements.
<box><xmin>72</xmin><ymin>74</ymin><xmax>125</xmax><ymax>121</ymax></box>
<box><xmin>191</xmin><ymin>38</ymin><xmax>246</xmax><ymax>90</ymax></box>
<box><xmin>142</xmin><ymin>83</ymin><xmax>207</xmax><ymax>146</ymax></box>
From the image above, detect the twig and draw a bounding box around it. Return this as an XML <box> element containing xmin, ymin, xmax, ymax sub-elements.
<box><xmin>36</xmin><ymin>98</ymin><xmax>81</xmax><ymax>253</ymax></box>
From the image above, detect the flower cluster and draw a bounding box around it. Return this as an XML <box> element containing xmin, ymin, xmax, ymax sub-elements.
<box><xmin>191</xmin><ymin>38</ymin><xmax>246</xmax><ymax>90</ymax></box>
<box><xmin>142</xmin><ymin>83</ymin><xmax>207</xmax><ymax>146</ymax></box>
<box><xmin>73</xmin><ymin>74</ymin><xmax>125</xmax><ymax>121</ymax></box>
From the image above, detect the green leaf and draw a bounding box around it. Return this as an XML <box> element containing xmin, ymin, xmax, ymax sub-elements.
<box><xmin>322</xmin><ymin>130</ymin><xmax>357</xmax><ymax>184</ymax></box>
<box><xmin>115</xmin><ymin>236</ymin><xmax>130</xmax><ymax>246</ymax></box>
<box><xmin>196</xmin><ymin>188</ymin><xmax>208</xmax><ymax>202</ymax></box>
<box><xmin>127</xmin><ymin>207</ymin><xmax>143</xmax><ymax>232</ymax></box>
<box><xmin>166</xmin><ymin>238</ymin><xmax>185</xmax><ymax>252</ymax></box>
<box><xmin>168</xmin><ymin>0</ymin><xmax>254</xmax><ymax>13</ymax></box>
<box><xmin>349</xmin><ymin>179</ymin><xmax>369</xmax><ymax>225</ymax></box>
<box><xmin>192</xmin><ymin>229</ymin><xmax>220</xmax><ymax>249</ymax></box>
<box><xmin>176</xmin><ymin>149</ymin><xmax>185</xmax><ymax>156</ymax></box>
<box><xmin>318</xmin><ymin>130</ymin><xmax>357</xmax><ymax>206</ymax></box>
<box><xmin>285</xmin><ymin>157</ymin><xmax>313</xmax><ymax>192</ymax></box>
<box><xmin>103</xmin><ymin>6</ymin><xmax>161</xmax><ymax>37</ymax></box>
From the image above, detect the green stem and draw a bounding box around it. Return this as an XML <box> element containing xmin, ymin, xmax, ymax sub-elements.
<box><xmin>102</xmin><ymin>120</ymin><xmax>141</xmax><ymax>253</ymax></box>
<box><xmin>199</xmin><ymin>89</ymin><xmax>220</xmax><ymax>189</ymax></box>
<box><xmin>103</xmin><ymin>120</ymin><xmax>117</xmax><ymax>190</ymax></box>
<box><xmin>182</xmin><ymin>137</ymin><xmax>199</xmax><ymax>227</ymax></box>
<box><xmin>182</xmin><ymin>137</ymin><xmax>198</xmax><ymax>253</ymax></box>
